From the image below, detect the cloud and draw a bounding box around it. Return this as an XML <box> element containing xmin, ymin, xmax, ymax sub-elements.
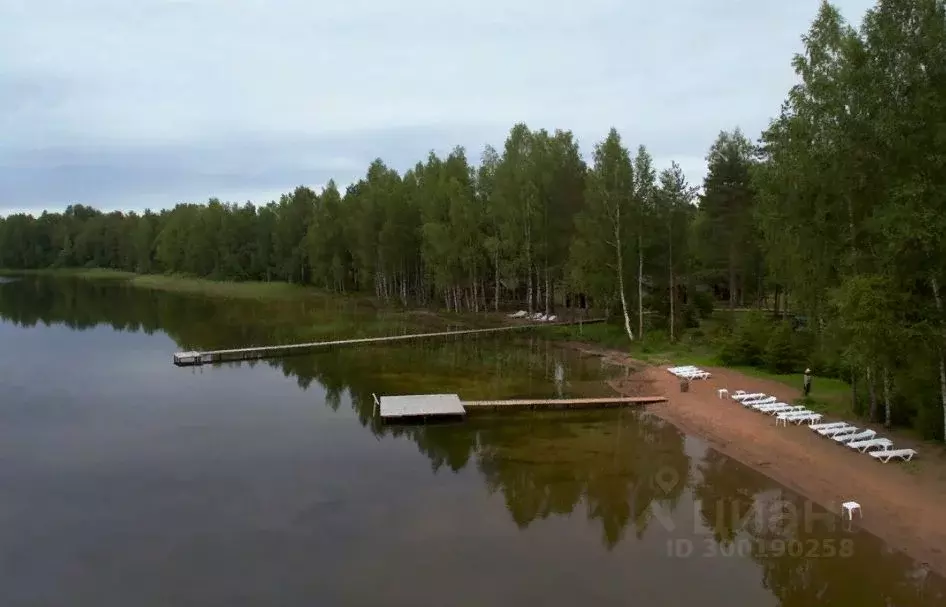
<box><xmin>0</xmin><ymin>0</ymin><xmax>877</xmax><ymax>214</ymax></box>
<box><xmin>0</xmin><ymin>125</ymin><xmax>494</xmax><ymax>211</ymax></box>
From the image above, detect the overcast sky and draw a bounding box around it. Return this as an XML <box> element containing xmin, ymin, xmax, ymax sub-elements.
<box><xmin>1</xmin><ymin>0</ymin><xmax>875</xmax><ymax>216</ymax></box>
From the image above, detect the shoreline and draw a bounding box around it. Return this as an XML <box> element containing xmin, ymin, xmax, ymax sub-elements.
<box><xmin>573</xmin><ymin>344</ymin><xmax>946</xmax><ymax>578</ymax></box>
<box><xmin>0</xmin><ymin>268</ymin><xmax>358</xmax><ymax>302</ymax></box>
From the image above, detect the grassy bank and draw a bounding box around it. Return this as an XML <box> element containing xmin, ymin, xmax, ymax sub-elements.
<box><xmin>0</xmin><ymin>268</ymin><xmax>362</xmax><ymax>302</ymax></box>
<box><xmin>0</xmin><ymin>268</ymin><xmax>525</xmax><ymax>340</ymax></box>
<box><xmin>0</xmin><ymin>268</ymin><xmax>137</xmax><ymax>280</ymax></box>
<box><xmin>128</xmin><ymin>274</ymin><xmax>329</xmax><ymax>301</ymax></box>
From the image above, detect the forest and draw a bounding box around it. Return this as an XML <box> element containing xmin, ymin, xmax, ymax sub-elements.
<box><xmin>1</xmin><ymin>0</ymin><xmax>945</xmax><ymax>440</ymax></box>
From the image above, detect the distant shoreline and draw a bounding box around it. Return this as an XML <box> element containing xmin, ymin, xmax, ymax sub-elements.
<box><xmin>0</xmin><ymin>268</ymin><xmax>376</xmax><ymax>302</ymax></box>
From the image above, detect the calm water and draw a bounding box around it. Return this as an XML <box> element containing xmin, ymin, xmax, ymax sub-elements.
<box><xmin>1</xmin><ymin>277</ymin><xmax>944</xmax><ymax>606</ymax></box>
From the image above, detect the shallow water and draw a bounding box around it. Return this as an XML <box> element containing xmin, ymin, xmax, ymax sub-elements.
<box><xmin>1</xmin><ymin>277</ymin><xmax>944</xmax><ymax>606</ymax></box>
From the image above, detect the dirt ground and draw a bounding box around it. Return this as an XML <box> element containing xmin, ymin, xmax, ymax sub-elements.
<box><xmin>570</xmin><ymin>344</ymin><xmax>946</xmax><ymax>578</ymax></box>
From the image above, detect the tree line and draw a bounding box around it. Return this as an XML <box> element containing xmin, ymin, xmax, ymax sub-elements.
<box><xmin>0</xmin><ymin>124</ymin><xmax>727</xmax><ymax>337</ymax></box>
<box><xmin>2</xmin><ymin>0</ymin><xmax>944</xmax><ymax>440</ymax></box>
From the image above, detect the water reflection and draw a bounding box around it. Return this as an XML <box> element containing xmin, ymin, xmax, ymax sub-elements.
<box><xmin>1</xmin><ymin>277</ymin><xmax>945</xmax><ymax>606</ymax></box>
<box><xmin>471</xmin><ymin>409</ymin><xmax>690</xmax><ymax>549</ymax></box>
<box><xmin>692</xmin><ymin>450</ymin><xmax>943</xmax><ymax>605</ymax></box>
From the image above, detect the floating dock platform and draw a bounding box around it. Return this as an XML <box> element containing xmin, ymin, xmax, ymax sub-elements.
<box><xmin>173</xmin><ymin>351</ymin><xmax>205</xmax><ymax>366</ymax></box>
<box><xmin>377</xmin><ymin>393</ymin><xmax>467</xmax><ymax>421</ymax></box>
<box><xmin>375</xmin><ymin>393</ymin><xmax>666</xmax><ymax>422</ymax></box>
<box><xmin>173</xmin><ymin>318</ymin><xmax>605</xmax><ymax>366</ymax></box>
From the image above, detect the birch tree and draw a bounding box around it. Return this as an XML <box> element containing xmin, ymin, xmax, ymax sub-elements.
<box><xmin>571</xmin><ymin>128</ymin><xmax>636</xmax><ymax>340</ymax></box>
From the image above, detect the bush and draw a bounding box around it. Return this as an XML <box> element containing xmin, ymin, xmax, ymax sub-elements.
<box><xmin>764</xmin><ymin>320</ymin><xmax>800</xmax><ymax>373</ymax></box>
<box><xmin>718</xmin><ymin>311</ymin><xmax>773</xmax><ymax>367</ymax></box>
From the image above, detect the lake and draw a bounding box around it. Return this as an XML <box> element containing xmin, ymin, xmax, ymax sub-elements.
<box><xmin>1</xmin><ymin>276</ymin><xmax>944</xmax><ymax>606</ymax></box>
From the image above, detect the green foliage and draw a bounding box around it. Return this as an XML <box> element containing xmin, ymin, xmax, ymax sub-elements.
<box><xmin>763</xmin><ymin>321</ymin><xmax>801</xmax><ymax>374</ymax></box>
<box><xmin>696</xmin><ymin>129</ymin><xmax>762</xmax><ymax>307</ymax></box>
<box><xmin>718</xmin><ymin>311</ymin><xmax>772</xmax><ymax>367</ymax></box>
<box><xmin>749</xmin><ymin>0</ymin><xmax>946</xmax><ymax>441</ymax></box>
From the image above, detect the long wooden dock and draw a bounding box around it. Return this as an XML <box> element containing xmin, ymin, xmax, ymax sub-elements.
<box><xmin>461</xmin><ymin>396</ymin><xmax>666</xmax><ymax>411</ymax></box>
<box><xmin>173</xmin><ymin>317</ymin><xmax>605</xmax><ymax>366</ymax></box>
<box><xmin>375</xmin><ymin>393</ymin><xmax>665</xmax><ymax>422</ymax></box>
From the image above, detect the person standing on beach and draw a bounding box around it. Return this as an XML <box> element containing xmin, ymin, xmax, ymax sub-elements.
<box><xmin>803</xmin><ymin>368</ymin><xmax>812</xmax><ymax>397</ymax></box>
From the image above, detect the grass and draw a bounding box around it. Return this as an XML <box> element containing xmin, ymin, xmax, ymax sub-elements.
<box><xmin>128</xmin><ymin>274</ymin><xmax>327</xmax><ymax>301</ymax></box>
<box><xmin>634</xmin><ymin>340</ymin><xmax>851</xmax><ymax>416</ymax></box>
<box><xmin>0</xmin><ymin>267</ymin><xmax>137</xmax><ymax>280</ymax></box>
<box><xmin>0</xmin><ymin>268</ymin><xmax>371</xmax><ymax>303</ymax></box>
<box><xmin>729</xmin><ymin>367</ymin><xmax>852</xmax><ymax>416</ymax></box>
<box><xmin>546</xmin><ymin>322</ymin><xmax>637</xmax><ymax>349</ymax></box>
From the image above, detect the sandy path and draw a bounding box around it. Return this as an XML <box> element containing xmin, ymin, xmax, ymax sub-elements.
<box><xmin>570</xmin><ymin>345</ymin><xmax>946</xmax><ymax>577</ymax></box>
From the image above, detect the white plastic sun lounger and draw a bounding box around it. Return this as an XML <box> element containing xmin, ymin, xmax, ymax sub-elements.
<box><xmin>677</xmin><ymin>371</ymin><xmax>711</xmax><ymax>380</ymax></box>
<box><xmin>816</xmin><ymin>425</ymin><xmax>858</xmax><ymax>437</ymax></box>
<box><xmin>811</xmin><ymin>422</ymin><xmax>855</xmax><ymax>433</ymax></box>
<box><xmin>756</xmin><ymin>404</ymin><xmax>803</xmax><ymax>414</ymax></box>
<box><xmin>774</xmin><ymin>410</ymin><xmax>818</xmax><ymax>426</ymax></box>
<box><xmin>751</xmin><ymin>401</ymin><xmax>784</xmax><ymax>409</ymax></box>
<box><xmin>869</xmin><ymin>448</ymin><xmax>917</xmax><ymax>463</ymax></box>
<box><xmin>771</xmin><ymin>406</ymin><xmax>810</xmax><ymax>415</ymax></box>
<box><xmin>753</xmin><ymin>403</ymin><xmax>793</xmax><ymax>413</ymax></box>
<box><xmin>741</xmin><ymin>396</ymin><xmax>776</xmax><ymax>406</ymax></box>
<box><xmin>810</xmin><ymin>422</ymin><xmax>849</xmax><ymax>431</ymax></box>
<box><xmin>832</xmin><ymin>429</ymin><xmax>875</xmax><ymax>443</ymax></box>
<box><xmin>668</xmin><ymin>366</ymin><xmax>698</xmax><ymax>372</ymax></box>
<box><xmin>732</xmin><ymin>392</ymin><xmax>765</xmax><ymax>401</ymax></box>
<box><xmin>759</xmin><ymin>405</ymin><xmax>803</xmax><ymax>416</ymax></box>
<box><xmin>741</xmin><ymin>395</ymin><xmax>774</xmax><ymax>403</ymax></box>
<box><xmin>822</xmin><ymin>425</ymin><xmax>860</xmax><ymax>437</ymax></box>
<box><xmin>753</xmin><ymin>403</ymin><xmax>805</xmax><ymax>415</ymax></box>
<box><xmin>787</xmin><ymin>413</ymin><xmax>822</xmax><ymax>425</ymax></box>
<box><xmin>776</xmin><ymin>410</ymin><xmax>816</xmax><ymax>420</ymax></box>
<box><xmin>848</xmin><ymin>438</ymin><xmax>892</xmax><ymax>452</ymax></box>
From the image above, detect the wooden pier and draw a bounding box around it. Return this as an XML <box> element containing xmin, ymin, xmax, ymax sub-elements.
<box><xmin>375</xmin><ymin>393</ymin><xmax>665</xmax><ymax>422</ymax></box>
<box><xmin>462</xmin><ymin>396</ymin><xmax>667</xmax><ymax>412</ymax></box>
<box><xmin>173</xmin><ymin>318</ymin><xmax>605</xmax><ymax>366</ymax></box>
